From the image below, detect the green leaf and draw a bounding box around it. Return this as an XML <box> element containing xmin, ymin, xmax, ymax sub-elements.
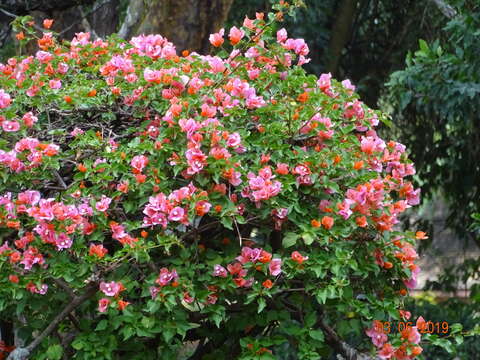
<box><xmin>309</xmin><ymin>329</ymin><xmax>324</xmax><ymax>342</ymax></box>
<box><xmin>302</xmin><ymin>233</ymin><xmax>315</xmax><ymax>245</ymax></box>
<box><xmin>282</xmin><ymin>232</ymin><xmax>298</xmax><ymax>248</ymax></box>
<box><xmin>46</xmin><ymin>344</ymin><xmax>63</xmax><ymax>360</ymax></box>
<box><xmin>95</xmin><ymin>319</ymin><xmax>108</xmax><ymax>331</ymax></box>
<box><xmin>257</xmin><ymin>297</ymin><xmax>267</xmax><ymax>313</ymax></box>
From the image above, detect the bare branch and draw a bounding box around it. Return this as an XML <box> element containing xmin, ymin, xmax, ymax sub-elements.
<box><xmin>318</xmin><ymin>318</ymin><xmax>382</xmax><ymax>360</ymax></box>
<box><xmin>429</xmin><ymin>0</ymin><xmax>457</xmax><ymax>18</ymax></box>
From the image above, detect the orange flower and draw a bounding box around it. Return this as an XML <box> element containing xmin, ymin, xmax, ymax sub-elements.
<box><xmin>117</xmin><ymin>300</ymin><xmax>130</xmax><ymax>311</ymax></box>
<box><xmin>89</xmin><ymin>244</ymin><xmax>108</xmax><ymax>258</ymax></box>
<box><xmin>415</xmin><ymin>231</ymin><xmax>428</xmax><ymax>240</ymax></box>
<box><xmin>64</xmin><ymin>95</ymin><xmax>72</xmax><ymax>103</ymax></box>
<box><xmin>135</xmin><ymin>174</ymin><xmax>146</xmax><ymax>183</ymax></box>
<box><xmin>16</xmin><ymin>32</ymin><xmax>25</xmax><ymax>40</ymax></box>
<box><xmin>140</xmin><ymin>230</ymin><xmax>148</xmax><ymax>238</ymax></box>
<box><xmin>43</xmin><ymin>19</ymin><xmax>54</xmax><ymax>29</ymax></box>
<box><xmin>355</xmin><ymin>216</ymin><xmax>367</xmax><ymax>227</ymax></box>
<box><xmin>353</xmin><ymin>161</ymin><xmax>364</xmax><ymax>170</ymax></box>
<box><xmin>321</xmin><ymin>216</ymin><xmax>334</xmax><ymax>230</ymax></box>
<box><xmin>262</xmin><ymin>279</ymin><xmax>273</xmax><ymax>289</ymax></box>
<box><xmin>9</xmin><ymin>275</ymin><xmax>19</xmax><ymax>283</ymax></box>
<box><xmin>411</xmin><ymin>346</ymin><xmax>423</xmax><ymax>357</ymax></box>
<box><xmin>77</xmin><ymin>164</ymin><xmax>87</xmax><ymax>173</ymax></box>
<box><xmin>297</xmin><ymin>92</ymin><xmax>309</xmax><ymax>103</ymax></box>
<box><xmin>311</xmin><ymin>219</ymin><xmax>321</xmax><ymax>228</ymax></box>
<box><xmin>383</xmin><ymin>261</ymin><xmax>393</xmax><ymax>269</ymax></box>
<box><xmin>87</xmin><ymin>89</ymin><xmax>97</xmax><ymax>97</ymax></box>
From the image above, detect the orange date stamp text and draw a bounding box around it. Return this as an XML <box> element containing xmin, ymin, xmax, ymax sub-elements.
<box><xmin>375</xmin><ymin>321</ymin><xmax>449</xmax><ymax>334</ymax></box>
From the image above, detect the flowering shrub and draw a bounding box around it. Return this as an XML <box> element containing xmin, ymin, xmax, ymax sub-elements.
<box><xmin>0</xmin><ymin>3</ymin><xmax>434</xmax><ymax>360</ymax></box>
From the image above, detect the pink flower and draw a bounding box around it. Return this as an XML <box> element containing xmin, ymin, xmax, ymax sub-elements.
<box><xmin>144</xmin><ymin>68</ymin><xmax>162</xmax><ymax>83</ymax></box>
<box><xmin>95</xmin><ymin>195</ymin><xmax>112</xmax><ymax>212</ymax></box>
<box><xmin>98</xmin><ymin>298</ymin><xmax>111</xmax><ymax>312</ymax></box>
<box><xmin>277</xmin><ymin>28</ymin><xmax>287</xmax><ymax>43</ymax></box>
<box><xmin>49</xmin><ymin>79</ymin><xmax>62</xmax><ymax>89</ymax></box>
<box><xmin>237</xmin><ymin>247</ymin><xmax>262</xmax><ymax>264</ymax></box>
<box><xmin>209</xmin><ymin>29</ymin><xmax>225</xmax><ymax>47</ymax></box>
<box><xmin>269</xmin><ymin>258</ymin><xmax>282</xmax><ymax>276</ymax></box>
<box><xmin>226</xmin><ymin>132</ymin><xmax>241</xmax><ymax>147</ymax></box>
<box><xmin>131</xmin><ymin>155</ymin><xmax>149</xmax><ymax>173</ymax></box>
<box><xmin>35</xmin><ymin>50</ymin><xmax>53</xmax><ymax>63</ymax></box>
<box><xmin>229</xmin><ymin>26</ymin><xmax>245</xmax><ymax>45</ymax></box>
<box><xmin>378</xmin><ymin>343</ymin><xmax>395</xmax><ymax>359</ymax></box>
<box><xmin>404</xmin><ymin>265</ymin><xmax>421</xmax><ymax>289</ymax></box>
<box><xmin>22</xmin><ymin>112</ymin><xmax>38</xmax><ymax>127</ymax></box>
<box><xmin>317</xmin><ymin>73</ymin><xmax>332</xmax><ymax>91</ymax></box>
<box><xmin>213</xmin><ymin>264</ymin><xmax>228</xmax><ymax>277</ymax></box>
<box><xmin>156</xmin><ymin>268</ymin><xmax>178</xmax><ymax>286</ymax></box>
<box><xmin>2</xmin><ymin>121</ymin><xmax>20</xmax><ymax>132</ymax></box>
<box><xmin>55</xmin><ymin>233</ymin><xmax>72</xmax><ymax>250</ymax></box>
<box><xmin>99</xmin><ymin>281</ymin><xmax>121</xmax><ymax>297</ymax></box>
<box><xmin>168</xmin><ymin>206</ymin><xmax>185</xmax><ymax>222</ymax></box>
<box><xmin>342</xmin><ymin>79</ymin><xmax>356</xmax><ymax>92</ymax></box>
<box><xmin>366</xmin><ymin>321</ymin><xmax>388</xmax><ymax>348</ymax></box>
<box><xmin>0</xmin><ymin>89</ymin><xmax>12</xmax><ymax>108</ymax></box>
<box><xmin>71</xmin><ymin>127</ymin><xmax>84</xmax><ymax>136</ymax></box>
<box><xmin>18</xmin><ymin>190</ymin><xmax>41</xmax><ymax>205</ymax></box>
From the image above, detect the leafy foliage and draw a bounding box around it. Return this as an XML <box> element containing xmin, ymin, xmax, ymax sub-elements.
<box><xmin>386</xmin><ymin>0</ymin><xmax>480</xmax><ymax>244</ymax></box>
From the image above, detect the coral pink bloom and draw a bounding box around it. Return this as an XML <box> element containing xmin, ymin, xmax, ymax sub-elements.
<box><xmin>269</xmin><ymin>258</ymin><xmax>282</xmax><ymax>276</ymax></box>
<box><xmin>22</xmin><ymin>112</ymin><xmax>38</xmax><ymax>127</ymax></box>
<box><xmin>226</xmin><ymin>132</ymin><xmax>241</xmax><ymax>147</ymax></box>
<box><xmin>378</xmin><ymin>343</ymin><xmax>395</xmax><ymax>359</ymax></box>
<box><xmin>277</xmin><ymin>28</ymin><xmax>287</xmax><ymax>43</ymax></box>
<box><xmin>365</xmin><ymin>320</ymin><xmax>388</xmax><ymax>347</ymax></box>
<box><xmin>213</xmin><ymin>264</ymin><xmax>228</xmax><ymax>277</ymax></box>
<box><xmin>2</xmin><ymin>121</ymin><xmax>20</xmax><ymax>132</ymax></box>
<box><xmin>317</xmin><ymin>73</ymin><xmax>332</xmax><ymax>91</ymax></box>
<box><xmin>0</xmin><ymin>89</ymin><xmax>12</xmax><ymax>108</ymax></box>
<box><xmin>168</xmin><ymin>206</ymin><xmax>185</xmax><ymax>222</ymax></box>
<box><xmin>89</xmin><ymin>244</ymin><xmax>108</xmax><ymax>258</ymax></box>
<box><xmin>99</xmin><ymin>281</ymin><xmax>121</xmax><ymax>297</ymax></box>
<box><xmin>401</xmin><ymin>325</ymin><xmax>421</xmax><ymax>344</ymax></box>
<box><xmin>143</xmin><ymin>68</ymin><xmax>162</xmax><ymax>83</ymax></box>
<box><xmin>195</xmin><ymin>200</ymin><xmax>211</xmax><ymax>216</ymax></box>
<box><xmin>291</xmin><ymin>251</ymin><xmax>308</xmax><ymax>264</ymax></box>
<box><xmin>95</xmin><ymin>195</ymin><xmax>112</xmax><ymax>212</ymax></box>
<box><xmin>35</xmin><ymin>50</ymin><xmax>53</xmax><ymax>63</ymax></box>
<box><xmin>130</xmin><ymin>155</ymin><xmax>149</xmax><ymax>173</ymax></box>
<box><xmin>98</xmin><ymin>298</ymin><xmax>111</xmax><ymax>313</ymax></box>
<box><xmin>55</xmin><ymin>233</ymin><xmax>72</xmax><ymax>250</ymax></box>
<box><xmin>18</xmin><ymin>190</ymin><xmax>41</xmax><ymax>205</ymax></box>
<box><xmin>156</xmin><ymin>268</ymin><xmax>178</xmax><ymax>286</ymax></box>
<box><xmin>209</xmin><ymin>28</ymin><xmax>225</xmax><ymax>47</ymax></box>
<box><xmin>229</xmin><ymin>26</ymin><xmax>245</xmax><ymax>45</ymax></box>
<box><xmin>49</xmin><ymin>79</ymin><xmax>62</xmax><ymax>89</ymax></box>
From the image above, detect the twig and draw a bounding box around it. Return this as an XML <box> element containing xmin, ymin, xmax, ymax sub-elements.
<box><xmin>317</xmin><ymin>317</ymin><xmax>382</xmax><ymax>360</ymax></box>
<box><xmin>53</xmin><ymin>170</ymin><xmax>67</xmax><ymax>190</ymax></box>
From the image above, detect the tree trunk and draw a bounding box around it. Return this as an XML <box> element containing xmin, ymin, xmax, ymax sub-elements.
<box><xmin>326</xmin><ymin>0</ymin><xmax>357</xmax><ymax>76</ymax></box>
<box><xmin>118</xmin><ymin>0</ymin><xmax>234</xmax><ymax>53</ymax></box>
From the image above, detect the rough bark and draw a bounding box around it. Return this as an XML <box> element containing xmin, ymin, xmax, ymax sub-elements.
<box><xmin>326</xmin><ymin>0</ymin><xmax>357</xmax><ymax>76</ymax></box>
<box><xmin>0</xmin><ymin>0</ymin><xmax>95</xmax><ymax>13</ymax></box>
<box><xmin>119</xmin><ymin>0</ymin><xmax>234</xmax><ymax>53</ymax></box>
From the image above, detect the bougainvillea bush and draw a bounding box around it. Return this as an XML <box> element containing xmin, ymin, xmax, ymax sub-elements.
<box><xmin>0</xmin><ymin>3</ymin><xmax>440</xmax><ymax>360</ymax></box>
